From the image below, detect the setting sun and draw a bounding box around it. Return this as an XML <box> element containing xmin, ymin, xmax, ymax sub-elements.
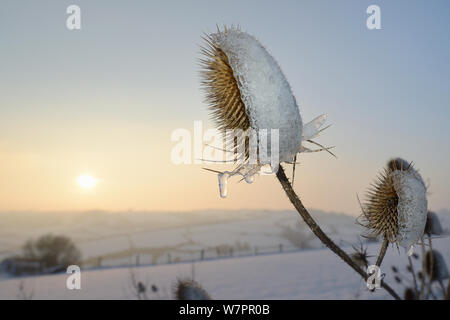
<box><xmin>77</xmin><ymin>175</ymin><xmax>97</xmax><ymax>189</ymax></box>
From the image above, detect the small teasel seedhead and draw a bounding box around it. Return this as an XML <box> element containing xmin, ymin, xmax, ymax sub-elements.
<box><xmin>359</xmin><ymin>158</ymin><xmax>428</xmax><ymax>252</ymax></box>
<box><xmin>173</xmin><ymin>278</ymin><xmax>211</xmax><ymax>300</ymax></box>
<box><xmin>350</xmin><ymin>241</ymin><xmax>371</xmax><ymax>269</ymax></box>
<box><xmin>425</xmin><ymin>211</ymin><xmax>443</xmax><ymax>236</ymax></box>
<box><xmin>425</xmin><ymin>250</ymin><xmax>449</xmax><ymax>282</ymax></box>
<box><xmin>404</xmin><ymin>287</ymin><xmax>417</xmax><ymax>300</ymax></box>
<box><xmin>137</xmin><ymin>282</ymin><xmax>146</xmax><ymax>295</ymax></box>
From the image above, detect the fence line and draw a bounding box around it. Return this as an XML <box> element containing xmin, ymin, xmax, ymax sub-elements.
<box><xmin>83</xmin><ymin>243</ymin><xmax>303</xmax><ymax>270</ymax></box>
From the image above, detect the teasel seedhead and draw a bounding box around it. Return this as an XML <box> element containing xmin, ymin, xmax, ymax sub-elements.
<box><xmin>404</xmin><ymin>287</ymin><xmax>417</xmax><ymax>300</ymax></box>
<box><xmin>359</xmin><ymin>158</ymin><xmax>428</xmax><ymax>253</ymax></box>
<box><xmin>350</xmin><ymin>242</ymin><xmax>372</xmax><ymax>269</ymax></box>
<box><xmin>199</xmin><ymin>26</ymin><xmax>332</xmax><ymax>196</ymax></box>
<box><xmin>425</xmin><ymin>250</ymin><xmax>449</xmax><ymax>282</ymax></box>
<box><xmin>425</xmin><ymin>211</ymin><xmax>443</xmax><ymax>236</ymax></box>
<box><xmin>173</xmin><ymin>278</ymin><xmax>211</xmax><ymax>300</ymax></box>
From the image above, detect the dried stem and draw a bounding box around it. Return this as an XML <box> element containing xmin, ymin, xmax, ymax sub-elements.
<box><xmin>419</xmin><ymin>238</ymin><xmax>426</xmax><ymax>299</ymax></box>
<box><xmin>376</xmin><ymin>238</ymin><xmax>389</xmax><ymax>267</ymax></box>
<box><xmin>425</xmin><ymin>236</ymin><xmax>434</xmax><ymax>300</ymax></box>
<box><xmin>367</xmin><ymin>238</ymin><xmax>389</xmax><ymax>293</ymax></box>
<box><xmin>438</xmin><ymin>280</ymin><xmax>446</xmax><ymax>298</ymax></box>
<box><xmin>408</xmin><ymin>256</ymin><xmax>419</xmax><ymax>297</ymax></box>
<box><xmin>276</xmin><ymin>165</ymin><xmax>401</xmax><ymax>300</ymax></box>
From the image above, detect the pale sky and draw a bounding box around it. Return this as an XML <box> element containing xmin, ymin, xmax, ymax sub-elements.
<box><xmin>1</xmin><ymin>0</ymin><xmax>449</xmax><ymax>215</ymax></box>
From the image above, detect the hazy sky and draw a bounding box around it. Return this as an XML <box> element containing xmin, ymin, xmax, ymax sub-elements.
<box><xmin>1</xmin><ymin>0</ymin><xmax>449</xmax><ymax>215</ymax></box>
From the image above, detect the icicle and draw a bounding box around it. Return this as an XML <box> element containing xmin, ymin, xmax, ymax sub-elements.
<box><xmin>407</xmin><ymin>245</ymin><xmax>414</xmax><ymax>257</ymax></box>
<box><xmin>218</xmin><ymin>172</ymin><xmax>231</xmax><ymax>198</ymax></box>
<box><xmin>244</xmin><ymin>174</ymin><xmax>255</xmax><ymax>184</ymax></box>
<box><xmin>260</xmin><ymin>164</ymin><xmax>278</xmax><ymax>175</ymax></box>
<box><xmin>302</xmin><ymin>114</ymin><xmax>328</xmax><ymax>140</ymax></box>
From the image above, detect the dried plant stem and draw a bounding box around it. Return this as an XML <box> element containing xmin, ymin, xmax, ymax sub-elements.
<box><xmin>438</xmin><ymin>280</ymin><xmax>446</xmax><ymax>298</ymax></box>
<box><xmin>408</xmin><ymin>256</ymin><xmax>419</xmax><ymax>297</ymax></box>
<box><xmin>425</xmin><ymin>236</ymin><xmax>434</xmax><ymax>300</ymax></box>
<box><xmin>375</xmin><ymin>238</ymin><xmax>389</xmax><ymax>267</ymax></box>
<box><xmin>419</xmin><ymin>238</ymin><xmax>426</xmax><ymax>299</ymax></box>
<box><xmin>367</xmin><ymin>238</ymin><xmax>389</xmax><ymax>293</ymax></box>
<box><xmin>276</xmin><ymin>165</ymin><xmax>401</xmax><ymax>300</ymax></box>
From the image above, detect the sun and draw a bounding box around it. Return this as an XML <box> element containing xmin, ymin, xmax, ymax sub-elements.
<box><xmin>77</xmin><ymin>175</ymin><xmax>97</xmax><ymax>189</ymax></box>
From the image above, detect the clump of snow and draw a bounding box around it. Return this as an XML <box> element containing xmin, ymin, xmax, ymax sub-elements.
<box><xmin>391</xmin><ymin>169</ymin><xmax>427</xmax><ymax>250</ymax></box>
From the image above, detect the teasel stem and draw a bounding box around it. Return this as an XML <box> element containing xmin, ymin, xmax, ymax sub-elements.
<box><xmin>438</xmin><ymin>280</ymin><xmax>446</xmax><ymax>298</ymax></box>
<box><xmin>408</xmin><ymin>255</ymin><xmax>419</xmax><ymax>297</ymax></box>
<box><xmin>425</xmin><ymin>236</ymin><xmax>434</xmax><ymax>300</ymax></box>
<box><xmin>419</xmin><ymin>237</ymin><xmax>426</xmax><ymax>299</ymax></box>
<box><xmin>276</xmin><ymin>165</ymin><xmax>401</xmax><ymax>300</ymax></box>
<box><xmin>375</xmin><ymin>238</ymin><xmax>389</xmax><ymax>267</ymax></box>
<box><xmin>366</xmin><ymin>238</ymin><xmax>389</xmax><ymax>292</ymax></box>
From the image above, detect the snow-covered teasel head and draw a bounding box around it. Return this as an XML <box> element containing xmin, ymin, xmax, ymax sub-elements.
<box><xmin>425</xmin><ymin>211</ymin><xmax>444</xmax><ymax>236</ymax></box>
<box><xmin>425</xmin><ymin>250</ymin><xmax>449</xmax><ymax>282</ymax></box>
<box><xmin>199</xmin><ymin>26</ymin><xmax>332</xmax><ymax>197</ymax></box>
<box><xmin>359</xmin><ymin>158</ymin><xmax>428</xmax><ymax>254</ymax></box>
<box><xmin>173</xmin><ymin>279</ymin><xmax>211</xmax><ymax>300</ymax></box>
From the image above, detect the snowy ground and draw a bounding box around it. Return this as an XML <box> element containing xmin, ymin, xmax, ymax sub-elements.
<box><xmin>0</xmin><ymin>210</ymin><xmax>448</xmax><ymax>299</ymax></box>
<box><xmin>0</xmin><ymin>238</ymin><xmax>448</xmax><ymax>300</ymax></box>
<box><xmin>0</xmin><ymin>209</ymin><xmax>361</xmax><ymax>266</ymax></box>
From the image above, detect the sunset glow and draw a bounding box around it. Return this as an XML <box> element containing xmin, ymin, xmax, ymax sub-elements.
<box><xmin>77</xmin><ymin>175</ymin><xmax>97</xmax><ymax>190</ymax></box>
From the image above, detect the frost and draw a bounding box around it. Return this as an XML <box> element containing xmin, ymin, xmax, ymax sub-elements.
<box><xmin>391</xmin><ymin>169</ymin><xmax>428</xmax><ymax>249</ymax></box>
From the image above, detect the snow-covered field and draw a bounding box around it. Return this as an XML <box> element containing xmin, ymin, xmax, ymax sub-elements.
<box><xmin>0</xmin><ymin>210</ymin><xmax>448</xmax><ymax>299</ymax></box>
<box><xmin>0</xmin><ymin>209</ymin><xmax>361</xmax><ymax>266</ymax></box>
<box><xmin>0</xmin><ymin>238</ymin><xmax>448</xmax><ymax>300</ymax></box>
